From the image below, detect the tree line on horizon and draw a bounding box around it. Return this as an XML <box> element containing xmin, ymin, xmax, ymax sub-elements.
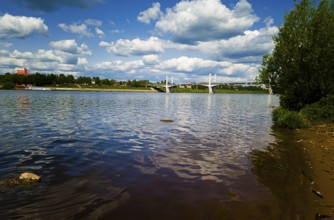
<box><xmin>0</xmin><ymin>72</ymin><xmax>150</xmax><ymax>88</ymax></box>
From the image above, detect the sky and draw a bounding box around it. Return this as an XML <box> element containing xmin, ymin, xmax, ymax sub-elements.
<box><xmin>0</xmin><ymin>0</ymin><xmax>296</xmax><ymax>83</ymax></box>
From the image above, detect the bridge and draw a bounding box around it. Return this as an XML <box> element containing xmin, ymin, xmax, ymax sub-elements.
<box><xmin>161</xmin><ymin>76</ymin><xmax>177</xmax><ymax>93</ymax></box>
<box><xmin>198</xmin><ymin>74</ymin><xmax>222</xmax><ymax>94</ymax></box>
<box><xmin>150</xmin><ymin>74</ymin><xmax>262</xmax><ymax>94</ymax></box>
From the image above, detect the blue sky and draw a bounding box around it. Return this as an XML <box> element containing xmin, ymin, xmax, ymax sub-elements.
<box><xmin>0</xmin><ymin>0</ymin><xmax>295</xmax><ymax>83</ymax></box>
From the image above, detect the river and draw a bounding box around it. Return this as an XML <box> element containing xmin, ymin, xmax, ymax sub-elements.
<box><xmin>0</xmin><ymin>91</ymin><xmax>315</xmax><ymax>219</ymax></box>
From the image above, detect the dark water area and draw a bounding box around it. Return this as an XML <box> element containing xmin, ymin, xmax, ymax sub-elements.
<box><xmin>0</xmin><ymin>91</ymin><xmax>313</xmax><ymax>219</ymax></box>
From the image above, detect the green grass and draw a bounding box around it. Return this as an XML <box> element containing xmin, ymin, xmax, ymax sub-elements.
<box><xmin>273</xmin><ymin>95</ymin><xmax>334</xmax><ymax>129</ymax></box>
<box><xmin>164</xmin><ymin>87</ymin><xmax>268</xmax><ymax>94</ymax></box>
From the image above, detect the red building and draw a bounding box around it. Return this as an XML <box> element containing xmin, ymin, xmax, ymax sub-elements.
<box><xmin>16</xmin><ymin>68</ymin><xmax>30</xmax><ymax>75</ymax></box>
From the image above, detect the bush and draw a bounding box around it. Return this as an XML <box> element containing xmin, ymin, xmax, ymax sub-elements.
<box><xmin>1</xmin><ymin>82</ymin><xmax>15</xmax><ymax>90</ymax></box>
<box><xmin>272</xmin><ymin>107</ymin><xmax>307</xmax><ymax>129</ymax></box>
<box><xmin>300</xmin><ymin>95</ymin><xmax>334</xmax><ymax>123</ymax></box>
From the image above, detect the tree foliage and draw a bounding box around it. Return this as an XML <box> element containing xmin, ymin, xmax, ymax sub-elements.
<box><xmin>0</xmin><ymin>72</ymin><xmax>153</xmax><ymax>89</ymax></box>
<box><xmin>258</xmin><ymin>0</ymin><xmax>334</xmax><ymax>110</ymax></box>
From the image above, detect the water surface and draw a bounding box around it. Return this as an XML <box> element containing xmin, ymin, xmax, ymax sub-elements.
<box><xmin>0</xmin><ymin>91</ymin><xmax>304</xmax><ymax>219</ymax></box>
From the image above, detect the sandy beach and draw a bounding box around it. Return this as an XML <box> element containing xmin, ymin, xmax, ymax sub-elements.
<box><xmin>296</xmin><ymin>123</ymin><xmax>334</xmax><ymax>216</ymax></box>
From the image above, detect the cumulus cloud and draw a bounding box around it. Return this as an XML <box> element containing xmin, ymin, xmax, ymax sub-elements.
<box><xmin>48</xmin><ymin>40</ymin><xmax>91</xmax><ymax>67</ymax></box>
<box><xmin>138</xmin><ymin>2</ymin><xmax>163</xmax><ymax>24</ymax></box>
<box><xmin>158</xmin><ymin>56</ymin><xmax>229</xmax><ymax>73</ymax></box>
<box><xmin>49</xmin><ymin>39</ymin><xmax>91</xmax><ymax>55</ymax></box>
<box><xmin>0</xmin><ymin>39</ymin><xmax>91</xmax><ymax>75</ymax></box>
<box><xmin>155</xmin><ymin>0</ymin><xmax>259</xmax><ymax>44</ymax></box>
<box><xmin>196</xmin><ymin>25</ymin><xmax>279</xmax><ymax>60</ymax></box>
<box><xmin>96</xmin><ymin>60</ymin><xmax>145</xmax><ymax>73</ymax></box>
<box><xmin>156</xmin><ymin>56</ymin><xmax>260</xmax><ymax>81</ymax></box>
<box><xmin>0</xmin><ymin>49</ymin><xmax>33</xmax><ymax>68</ymax></box>
<box><xmin>12</xmin><ymin>0</ymin><xmax>103</xmax><ymax>12</ymax></box>
<box><xmin>143</xmin><ymin>55</ymin><xmax>160</xmax><ymax>65</ymax></box>
<box><xmin>0</xmin><ymin>13</ymin><xmax>48</xmax><ymax>39</ymax></box>
<box><xmin>58</xmin><ymin>23</ymin><xmax>93</xmax><ymax>38</ymax></box>
<box><xmin>35</xmin><ymin>49</ymin><xmax>60</xmax><ymax>62</ymax></box>
<box><xmin>58</xmin><ymin>19</ymin><xmax>105</xmax><ymax>38</ymax></box>
<box><xmin>84</xmin><ymin>18</ymin><xmax>102</xmax><ymax>26</ymax></box>
<box><xmin>99</xmin><ymin>37</ymin><xmax>164</xmax><ymax>56</ymax></box>
<box><xmin>0</xmin><ymin>42</ymin><xmax>13</xmax><ymax>48</ymax></box>
<box><xmin>0</xmin><ymin>57</ymin><xmax>26</xmax><ymax>68</ymax></box>
<box><xmin>95</xmin><ymin>28</ymin><xmax>105</xmax><ymax>39</ymax></box>
<box><xmin>77</xmin><ymin>57</ymin><xmax>88</xmax><ymax>65</ymax></box>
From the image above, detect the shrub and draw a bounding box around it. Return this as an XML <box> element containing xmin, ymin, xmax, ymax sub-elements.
<box><xmin>300</xmin><ymin>95</ymin><xmax>334</xmax><ymax>123</ymax></box>
<box><xmin>272</xmin><ymin>107</ymin><xmax>307</xmax><ymax>129</ymax></box>
<box><xmin>1</xmin><ymin>82</ymin><xmax>15</xmax><ymax>90</ymax></box>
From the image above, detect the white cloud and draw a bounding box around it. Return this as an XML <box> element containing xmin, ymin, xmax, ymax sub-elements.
<box><xmin>0</xmin><ymin>42</ymin><xmax>13</xmax><ymax>48</ymax></box>
<box><xmin>195</xmin><ymin>25</ymin><xmax>279</xmax><ymax>60</ymax></box>
<box><xmin>138</xmin><ymin>2</ymin><xmax>163</xmax><ymax>24</ymax></box>
<box><xmin>157</xmin><ymin>56</ymin><xmax>260</xmax><ymax>81</ymax></box>
<box><xmin>58</xmin><ymin>23</ymin><xmax>93</xmax><ymax>38</ymax></box>
<box><xmin>85</xmin><ymin>18</ymin><xmax>102</xmax><ymax>26</ymax></box>
<box><xmin>0</xmin><ymin>57</ymin><xmax>26</xmax><ymax>68</ymax></box>
<box><xmin>96</xmin><ymin>60</ymin><xmax>144</xmax><ymax>72</ymax></box>
<box><xmin>49</xmin><ymin>39</ymin><xmax>91</xmax><ymax>55</ymax></box>
<box><xmin>100</xmin><ymin>37</ymin><xmax>164</xmax><ymax>56</ymax></box>
<box><xmin>158</xmin><ymin>56</ymin><xmax>229</xmax><ymax>73</ymax></box>
<box><xmin>95</xmin><ymin>28</ymin><xmax>105</xmax><ymax>39</ymax></box>
<box><xmin>12</xmin><ymin>50</ymin><xmax>34</xmax><ymax>59</ymax></box>
<box><xmin>143</xmin><ymin>54</ymin><xmax>159</xmax><ymax>65</ymax></box>
<box><xmin>77</xmin><ymin>57</ymin><xmax>88</xmax><ymax>65</ymax></box>
<box><xmin>0</xmin><ymin>13</ymin><xmax>48</xmax><ymax>39</ymax></box>
<box><xmin>0</xmin><ymin>39</ymin><xmax>91</xmax><ymax>74</ymax></box>
<box><xmin>99</xmin><ymin>41</ymin><xmax>110</xmax><ymax>47</ymax></box>
<box><xmin>110</xmin><ymin>29</ymin><xmax>124</xmax><ymax>34</ymax></box>
<box><xmin>35</xmin><ymin>49</ymin><xmax>60</xmax><ymax>62</ymax></box>
<box><xmin>155</xmin><ymin>0</ymin><xmax>259</xmax><ymax>44</ymax></box>
<box><xmin>92</xmin><ymin>55</ymin><xmax>259</xmax><ymax>82</ymax></box>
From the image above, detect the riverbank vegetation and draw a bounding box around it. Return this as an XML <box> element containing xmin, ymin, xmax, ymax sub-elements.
<box><xmin>257</xmin><ymin>0</ymin><xmax>334</xmax><ymax>128</ymax></box>
<box><xmin>0</xmin><ymin>72</ymin><xmax>267</xmax><ymax>94</ymax></box>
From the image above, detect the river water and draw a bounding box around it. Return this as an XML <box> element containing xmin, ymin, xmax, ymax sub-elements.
<box><xmin>0</xmin><ymin>91</ymin><xmax>314</xmax><ymax>219</ymax></box>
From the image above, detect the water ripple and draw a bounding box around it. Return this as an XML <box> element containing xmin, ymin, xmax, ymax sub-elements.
<box><xmin>0</xmin><ymin>91</ymin><xmax>279</xmax><ymax>219</ymax></box>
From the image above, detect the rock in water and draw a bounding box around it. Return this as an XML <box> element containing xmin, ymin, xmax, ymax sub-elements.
<box><xmin>160</xmin><ymin>119</ymin><xmax>174</xmax><ymax>123</ymax></box>
<box><xmin>19</xmin><ymin>172</ymin><xmax>41</xmax><ymax>183</ymax></box>
<box><xmin>0</xmin><ymin>172</ymin><xmax>41</xmax><ymax>187</ymax></box>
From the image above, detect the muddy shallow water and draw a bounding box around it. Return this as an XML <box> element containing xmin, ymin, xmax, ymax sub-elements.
<box><xmin>0</xmin><ymin>91</ymin><xmax>324</xmax><ymax>219</ymax></box>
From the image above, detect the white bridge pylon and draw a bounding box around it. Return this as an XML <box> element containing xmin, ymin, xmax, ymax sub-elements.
<box><xmin>200</xmin><ymin>73</ymin><xmax>221</xmax><ymax>94</ymax></box>
<box><xmin>162</xmin><ymin>76</ymin><xmax>177</xmax><ymax>93</ymax></box>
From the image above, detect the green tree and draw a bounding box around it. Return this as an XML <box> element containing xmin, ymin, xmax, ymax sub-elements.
<box><xmin>92</xmin><ymin>76</ymin><xmax>101</xmax><ymax>86</ymax></box>
<box><xmin>258</xmin><ymin>0</ymin><xmax>334</xmax><ymax>110</ymax></box>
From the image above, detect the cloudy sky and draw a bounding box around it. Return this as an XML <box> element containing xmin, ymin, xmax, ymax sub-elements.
<box><xmin>0</xmin><ymin>0</ymin><xmax>295</xmax><ymax>83</ymax></box>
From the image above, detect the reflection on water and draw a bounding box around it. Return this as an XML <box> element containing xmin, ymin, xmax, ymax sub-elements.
<box><xmin>249</xmin><ymin>128</ymin><xmax>316</xmax><ymax>219</ymax></box>
<box><xmin>0</xmin><ymin>90</ymin><xmax>304</xmax><ymax>219</ymax></box>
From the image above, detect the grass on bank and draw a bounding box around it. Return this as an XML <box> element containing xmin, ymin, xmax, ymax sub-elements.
<box><xmin>273</xmin><ymin>95</ymin><xmax>334</xmax><ymax>129</ymax></box>
<box><xmin>165</xmin><ymin>87</ymin><xmax>268</xmax><ymax>94</ymax></box>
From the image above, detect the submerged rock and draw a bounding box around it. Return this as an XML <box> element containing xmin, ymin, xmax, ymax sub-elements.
<box><xmin>19</xmin><ymin>172</ymin><xmax>41</xmax><ymax>183</ymax></box>
<box><xmin>160</xmin><ymin>119</ymin><xmax>174</xmax><ymax>123</ymax></box>
<box><xmin>0</xmin><ymin>172</ymin><xmax>41</xmax><ymax>187</ymax></box>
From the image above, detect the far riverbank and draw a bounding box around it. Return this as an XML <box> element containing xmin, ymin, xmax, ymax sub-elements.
<box><xmin>48</xmin><ymin>87</ymin><xmax>158</xmax><ymax>93</ymax></box>
<box><xmin>19</xmin><ymin>85</ymin><xmax>268</xmax><ymax>94</ymax></box>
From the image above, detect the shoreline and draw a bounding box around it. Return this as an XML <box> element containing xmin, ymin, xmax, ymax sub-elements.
<box><xmin>50</xmin><ymin>87</ymin><xmax>158</xmax><ymax>93</ymax></box>
<box><xmin>296</xmin><ymin>123</ymin><xmax>334</xmax><ymax>216</ymax></box>
<box><xmin>17</xmin><ymin>86</ymin><xmax>268</xmax><ymax>94</ymax></box>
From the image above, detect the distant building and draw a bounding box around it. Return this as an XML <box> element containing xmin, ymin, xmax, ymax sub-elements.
<box><xmin>16</xmin><ymin>68</ymin><xmax>30</xmax><ymax>75</ymax></box>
